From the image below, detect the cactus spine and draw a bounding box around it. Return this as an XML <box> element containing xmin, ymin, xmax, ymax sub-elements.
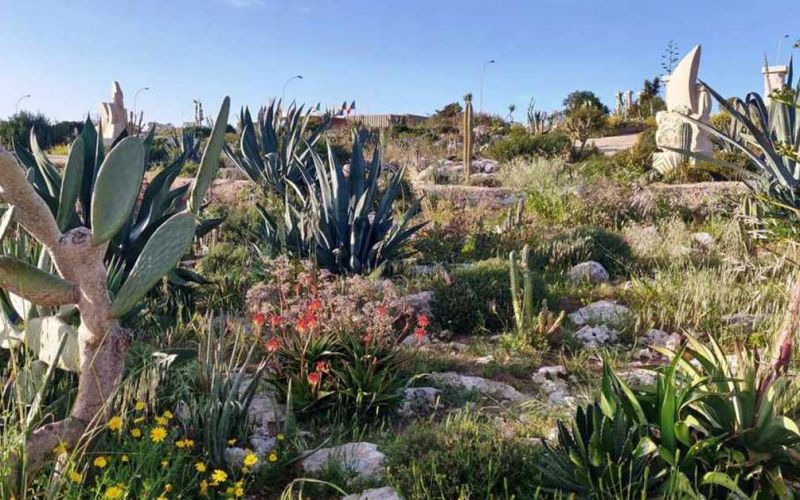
<box><xmin>463</xmin><ymin>93</ymin><xmax>473</xmax><ymax>183</ymax></box>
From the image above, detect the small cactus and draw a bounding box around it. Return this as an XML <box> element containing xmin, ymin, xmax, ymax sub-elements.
<box><xmin>463</xmin><ymin>94</ymin><xmax>473</xmax><ymax>183</ymax></box>
<box><xmin>509</xmin><ymin>246</ymin><xmax>564</xmax><ymax>344</ymax></box>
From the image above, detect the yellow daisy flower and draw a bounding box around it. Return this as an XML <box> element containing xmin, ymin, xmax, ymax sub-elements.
<box><xmin>234</xmin><ymin>486</ymin><xmax>245</xmax><ymax>498</ymax></box>
<box><xmin>199</xmin><ymin>480</ymin><xmax>208</xmax><ymax>495</ymax></box>
<box><xmin>243</xmin><ymin>452</ymin><xmax>258</xmax><ymax>467</ymax></box>
<box><xmin>227</xmin><ymin>438</ymin><xmax>237</xmax><ymax>445</ymax></box>
<box><xmin>93</xmin><ymin>456</ymin><xmax>108</xmax><ymax>468</ymax></box>
<box><xmin>268</xmin><ymin>452</ymin><xmax>278</xmax><ymax>463</ymax></box>
<box><xmin>69</xmin><ymin>470</ymin><xmax>82</xmax><ymax>483</ymax></box>
<box><xmin>195</xmin><ymin>462</ymin><xmax>207</xmax><ymax>473</ymax></box>
<box><xmin>150</xmin><ymin>426</ymin><xmax>167</xmax><ymax>443</ymax></box>
<box><xmin>107</xmin><ymin>416</ymin><xmax>123</xmax><ymax>432</ymax></box>
<box><xmin>155</xmin><ymin>416</ymin><xmax>168</xmax><ymax>426</ymax></box>
<box><xmin>276</xmin><ymin>433</ymin><xmax>285</xmax><ymax>441</ymax></box>
<box><xmin>104</xmin><ymin>485</ymin><xmax>124</xmax><ymax>499</ymax></box>
<box><xmin>162</xmin><ymin>410</ymin><xmax>174</xmax><ymax>420</ymax></box>
<box><xmin>135</xmin><ymin>401</ymin><xmax>146</xmax><ymax>411</ymax></box>
<box><xmin>164</xmin><ymin>484</ymin><xmax>173</xmax><ymax>493</ymax></box>
<box><xmin>210</xmin><ymin>469</ymin><xmax>228</xmax><ymax>485</ymax></box>
<box><xmin>130</xmin><ymin>428</ymin><xmax>142</xmax><ymax>438</ymax></box>
<box><xmin>121</xmin><ymin>455</ymin><xmax>129</xmax><ymax>463</ymax></box>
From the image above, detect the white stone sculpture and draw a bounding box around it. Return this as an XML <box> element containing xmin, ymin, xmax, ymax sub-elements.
<box><xmin>653</xmin><ymin>45</ymin><xmax>713</xmax><ymax>175</ymax></box>
<box><xmin>98</xmin><ymin>81</ymin><xmax>128</xmax><ymax>146</ymax></box>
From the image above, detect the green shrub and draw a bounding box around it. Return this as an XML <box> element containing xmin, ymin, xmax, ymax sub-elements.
<box><xmin>534</xmin><ymin>225</ymin><xmax>633</xmax><ymax>277</ymax></box>
<box><xmin>486</xmin><ymin>129</ymin><xmax>571</xmax><ymax>163</ymax></box>
<box><xmin>385</xmin><ymin>411</ymin><xmax>541</xmax><ymax>499</ymax></box>
<box><xmin>431</xmin><ymin>258</ymin><xmax>530</xmax><ymax>334</ymax></box>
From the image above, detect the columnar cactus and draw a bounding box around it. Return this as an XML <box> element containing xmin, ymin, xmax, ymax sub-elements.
<box><xmin>0</xmin><ymin>97</ymin><xmax>229</xmax><ymax>476</ymax></box>
<box><xmin>509</xmin><ymin>245</ymin><xmax>534</xmax><ymax>332</ymax></box>
<box><xmin>463</xmin><ymin>93</ymin><xmax>473</xmax><ymax>183</ymax></box>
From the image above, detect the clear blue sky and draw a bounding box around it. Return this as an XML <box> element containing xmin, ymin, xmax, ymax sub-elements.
<box><xmin>0</xmin><ymin>0</ymin><xmax>797</xmax><ymax>124</ymax></box>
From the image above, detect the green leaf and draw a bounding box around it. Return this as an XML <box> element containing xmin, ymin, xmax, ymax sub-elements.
<box><xmin>90</xmin><ymin>137</ymin><xmax>145</xmax><ymax>244</ymax></box>
<box><xmin>0</xmin><ymin>256</ymin><xmax>75</xmax><ymax>305</ymax></box>
<box><xmin>702</xmin><ymin>471</ymin><xmax>748</xmax><ymax>499</ymax></box>
<box><xmin>57</xmin><ymin>137</ymin><xmax>85</xmax><ymax>231</ymax></box>
<box><xmin>190</xmin><ymin>96</ymin><xmax>230</xmax><ymax>213</ymax></box>
<box><xmin>110</xmin><ymin>211</ymin><xmax>196</xmax><ymax>318</ymax></box>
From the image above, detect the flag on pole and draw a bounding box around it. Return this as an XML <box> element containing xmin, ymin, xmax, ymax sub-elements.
<box><xmin>347</xmin><ymin>100</ymin><xmax>356</xmax><ymax>116</ymax></box>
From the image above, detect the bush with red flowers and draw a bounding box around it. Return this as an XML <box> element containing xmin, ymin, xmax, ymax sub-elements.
<box><xmin>247</xmin><ymin>257</ymin><xmax>424</xmax><ymax>418</ymax></box>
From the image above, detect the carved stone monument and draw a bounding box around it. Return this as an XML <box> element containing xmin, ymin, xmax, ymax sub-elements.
<box><xmin>652</xmin><ymin>45</ymin><xmax>712</xmax><ymax>175</ymax></box>
<box><xmin>762</xmin><ymin>64</ymin><xmax>789</xmax><ymax>105</ymax></box>
<box><xmin>98</xmin><ymin>81</ymin><xmax>128</xmax><ymax>146</ymax></box>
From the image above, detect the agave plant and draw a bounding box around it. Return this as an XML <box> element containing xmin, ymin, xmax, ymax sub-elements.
<box><xmin>670</xmin><ymin>59</ymin><xmax>800</xmax><ymax>209</ymax></box>
<box><xmin>226</xmin><ymin>100</ymin><xmax>331</xmax><ymax>197</ymax></box>
<box><xmin>260</xmin><ymin>133</ymin><xmax>426</xmax><ymax>275</ymax></box>
<box><xmin>12</xmin><ymin>119</ymin><xmax>222</xmax><ymax>292</ymax></box>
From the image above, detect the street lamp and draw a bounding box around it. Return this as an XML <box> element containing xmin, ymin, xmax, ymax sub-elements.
<box><xmin>479</xmin><ymin>59</ymin><xmax>495</xmax><ymax>114</ymax></box>
<box><xmin>15</xmin><ymin>94</ymin><xmax>31</xmax><ymax>114</ymax></box>
<box><xmin>281</xmin><ymin>75</ymin><xmax>303</xmax><ymax>104</ymax></box>
<box><xmin>133</xmin><ymin>87</ymin><xmax>150</xmax><ymax>119</ymax></box>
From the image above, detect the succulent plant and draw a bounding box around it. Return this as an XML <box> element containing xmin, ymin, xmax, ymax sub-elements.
<box><xmin>463</xmin><ymin>94</ymin><xmax>474</xmax><ymax>182</ymax></box>
<box><xmin>226</xmin><ymin>100</ymin><xmax>331</xmax><ymax>197</ymax></box>
<box><xmin>259</xmin><ymin>132</ymin><xmax>426</xmax><ymax>274</ymax></box>
<box><xmin>12</xmin><ymin>116</ymin><xmax>222</xmax><ymax>291</ymax></box>
<box><xmin>0</xmin><ymin>97</ymin><xmax>229</xmax><ymax>477</ymax></box>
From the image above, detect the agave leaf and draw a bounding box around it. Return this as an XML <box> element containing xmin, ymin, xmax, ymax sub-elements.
<box><xmin>190</xmin><ymin>96</ymin><xmax>230</xmax><ymax>213</ymax></box>
<box><xmin>90</xmin><ymin>137</ymin><xmax>145</xmax><ymax>244</ymax></box>
<box><xmin>56</xmin><ymin>137</ymin><xmax>85</xmax><ymax>231</ymax></box>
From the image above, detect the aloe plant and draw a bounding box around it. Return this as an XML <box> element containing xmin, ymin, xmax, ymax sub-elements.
<box><xmin>226</xmin><ymin>100</ymin><xmax>331</xmax><ymax>196</ymax></box>
<box><xmin>260</xmin><ymin>132</ymin><xmax>426</xmax><ymax>275</ymax></box>
<box><xmin>0</xmin><ymin>97</ymin><xmax>230</xmax><ymax>478</ymax></box>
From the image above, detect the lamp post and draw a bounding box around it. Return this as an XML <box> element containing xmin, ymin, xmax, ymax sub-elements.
<box><xmin>133</xmin><ymin>86</ymin><xmax>150</xmax><ymax>119</ymax></box>
<box><xmin>15</xmin><ymin>94</ymin><xmax>31</xmax><ymax>114</ymax></box>
<box><xmin>479</xmin><ymin>59</ymin><xmax>495</xmax><ymax>114</ymax></box>
<box><xmin>281</xmin><ymin>75</ymin><xmax>303</xmax><ymax>104</ymax></box>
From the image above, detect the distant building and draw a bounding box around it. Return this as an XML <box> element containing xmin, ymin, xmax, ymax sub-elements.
<box><xmin>332</xmin><ymin>114</ymin><xmax>428</xmax><ymax>129</ymax></box>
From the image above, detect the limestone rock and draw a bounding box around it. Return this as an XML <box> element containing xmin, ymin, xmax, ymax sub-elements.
<box><xmin>343</xmin><ymin>487</ymin><xmax>402</xmax><ymax>500</ymax></box>
<box><xmin>573</xmin><ymin>325</ymin><xmax>618</xmax><ymax>348</ymax></box>
<box><xmin>568</xmin><ymin>300</ymin><xmax>631</xmax><ymax>328</ymax></box>
<box><xmin>567</xmin><ymin>261</ymin><xmax>610</xmax><ymax>284</ymax></box>
<box><xmin>427</xmin><ymin>372</ymin><xmax>525</xmax><ymax>402</ymax></box>
<box><xmin>691</xmin><ymin>232</ymin><xmax>715</xmax><ymax>249</ymax></box>
<box><xmin>397</xmin><ymin>387</ymin><xmax>441</xmax><ymax>418</ymax></box>
<box><xmin>618</xmin><ymin>368</ymin><xmax>657</xmax><ymax>387</ymax></box>
<box><xmin>248</xmin><ymin>392</ymin><xmax>286</xmax><ymax>435</ymax></box>
<box><xmin>301</xmin><ymin>442</ymin><xmax>385</xmax><ymax>481</ymax></box>
<box><xmin>641</xmin><ymin>329</ymin><xmax>681</xmax><ymax>350</ymax></box>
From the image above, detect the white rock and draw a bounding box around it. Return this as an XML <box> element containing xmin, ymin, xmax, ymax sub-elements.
<box><xmin>722</xmin><ymin>313</ymin><xmax>759</xmax><ymax>333</ymax></box>
<box><xmin>618</xmin><ymin>368</ymin><xmax>657</xmax><ymax>387</ymax></box>
<box><xmin>474</xmin><ymin>355</ymin><xmax>494</xmax><ymax>365</ymax></box>
<box><xmin>449</xmin><ymin>341</ymin><xmax>469</xmax><ymax>353</ymax></box>
<box><xmin>641</xmin><ymin>329</ymin><xmax>681</xmax><ymax>350</ymax></box>
<box><xmin>397</xmin><ymin>387</ymin><xmax>441</xmax><ymax>418</ymax></box>
<box><xmin>691</xmin><ymin>232</ymin><xmax>715</xmax><ymax>249</ymax></box>
<box><xmin>427</xmin><ymin>372</ymin><xmax>526</xmax><ymax>402</ymax></box>
<box><xmin>567</xmin><ymin>261</ymin><xmax>610</xmax><ymax>284</ymax></box>
<box><xmin>248</xmin><ymin>393</ymin><xmax>285</xmax><ymax>434</ymax></box>
<box><xmin>399</xmin><ymin>291</ymin><xmax>432</xmax><ymax>316</ymax></box>
<box><xmin>568</xmin><ymin>300</ymin><xmax>631</xmax><ymax>328</ymax></box>
<box><xmin>401</xmin><ymin>333</ymin><xmax>430</xmax><ymax>346</ymax></box>
<box><xmin>531</xmin><ymin>365</ymin><xmax>567</xmax><ymax>385</ymax></box>
<box><xmin>301</xmin><ymin>442</ymin><xmax>385</xmax><ymax>481</ymax></box>
<box><xmin>343</xmin><ymin>487</ymin><xmax>402</xmax><ymax>500</ymax></box>
<box><xmin>573</xmin><ymin>325</ymin><xmax>618</xmax><ymax>348</ymax></box>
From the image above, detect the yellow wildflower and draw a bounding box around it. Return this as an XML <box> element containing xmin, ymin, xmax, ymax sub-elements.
<box><xmin>195</xmin><ymin>462</ymin><xmax>207</xmax><ymax>473</ymax></box>
<box><xmin>176</xmin><ymin>438</ymin><xmax>195</xmax><ymax>449</ymax></box>
<box><xmin>69</xmin><ymin>470</ymin><xmax>82</xmax><ymax>483</ymax></box>
<box><xmin>162</xmin><ymin>410</ymin><xmax>174</xmax><ymax>420</ymax></box>
<box><xmin>135</xmin><ymin>401</ymin><xmax>146</xmax><ymax>411</ymax></box>
<box><xmin>150</xmin><ymin>426</ymin><xmax>167</xmax><ymax>443</ymax></box>
<box><xmin>227</xmin><ymin>438</ymin><xmax>237</xmax><ymax>445</ymax></box>
<box><xmin>226</xmin><ymin>487</ymin><xmax>234</xmax><ymax>495</ymax></box>
<box><xmin>93</xmin><ymin>456</ymin><xmax>108</xmax><ymax>468</ymax></box>
<box><xmin>241</xmin><ymin>466</ymin><xmax>250</xmax><ymax>474</ymax></box>
<box><xmin>234</xmin><ymin>486</ymin><xmax>245</xmax><ymax>498</ymax></box>
<box><xmin>108</xmin><ymin>416</ymin><xmax>123</xmax><ymax>432</ymax></box>
<box><xmin>121</xmin><ymin>455</ymin><xmax>129</xmax><ymax>463</ymax></box>
<box><xmin>243</xmin><ymin>452</ymin><xmax>258</xmax><ymax>467</ymax></box>
<box><xmin>130</xmin><ymin>428</ymin><xmax>142</xmax><ymax>438</ymax></box>
<box><xmin>165</xmin><ymin>484</ymin><xmax>173</xmax><ymax>493</ymax></box>
<box><xmin>155</xmin><ymin>416</ymin><xmax>168</xmax><ymax>426</ymax></box>
<box><xmin>276</xmin><ymin>433</ymin><xmax>285</xmax><ymax>441</ymax></box>
<box><xmin>161</xmin><ymin>460</ymin><xmax>169</xmax><ymax>469</ymax></box>
<box><xmin>211</xmin><ymin>469</ymin><xmax>228</xmax><ymax>485</ymax></box>
<box><xmin>52</xmin><ymin>442</ymin><xmax>68</xmax><ymax>455</ymax></box>
<box><xmin>268</xmin><ymin>451</ymin><xmax>278</xmax><ymax>463</ymax></box>
<box><xmin>104</xmin><ymin>485</ymin><xmax>124</xmax><ymax>499</ymax></box>
<box><xmin>200</xmin><ymin>480</ymin><xmax>209</xmax><ymax>496</ymax></box>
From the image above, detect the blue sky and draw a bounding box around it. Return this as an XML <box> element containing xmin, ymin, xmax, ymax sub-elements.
<box><xmin>0</xmin><ymin>0</ymin><xmax>797</xmax><ymax>124</ymax></box>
